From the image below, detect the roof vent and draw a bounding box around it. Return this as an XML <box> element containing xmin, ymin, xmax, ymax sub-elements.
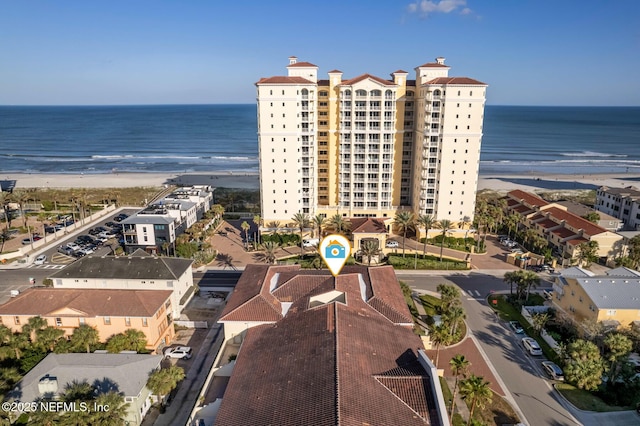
<box><xmin>38</xmin><ymin>375</ymin><xmax>58</xmax><ymax>395</ymax></box>
<box><xmin>309</xmin><ymin>290</ymin><xmax>346</xmax><ymax>309</ymax></box>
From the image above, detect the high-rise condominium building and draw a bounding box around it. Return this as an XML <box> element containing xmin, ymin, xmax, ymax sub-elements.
<box><xmin>256</xmin><ymin>56</ymin><xmax>487</xmax><ymax>226</ymax></box>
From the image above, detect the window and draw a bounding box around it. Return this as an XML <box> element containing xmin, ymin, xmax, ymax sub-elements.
<box><xmin>55</xmin><ymin>318</ymin><xmax>62</xmax><ymax>327</ymax></box>
<box><xmin>125</xmin><ymin>317</ymin><xmax>131</xmax><ymax>326</ymax></box>
<box><xmin>104</xmin><ymin>317</ymin><xmax>111</xmax><ymax>325</ymax></box>
<box><xmin>14</xmin><ymin>317</ymin><xmax>20</xmax><ymax>325</ymax></box>
<box><xmin>79</xmin><ymin>318</ymin><xmax>85</xmax><ymax>325</ymax></box>
<box><xmin>142</xmin><ymin>318</ymin><xmax>148</xmax><ymax>327</ymax></box>
<box><xmin>607</xmin><ymin>310</ymin><xmax>616</xmax><ymax>316</ymax></box>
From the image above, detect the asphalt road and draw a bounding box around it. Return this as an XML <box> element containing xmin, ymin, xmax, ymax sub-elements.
<box><xmin>398</xmin><ymin>271</ymin><xmax>582</xmax><ymax>426</ymax></box>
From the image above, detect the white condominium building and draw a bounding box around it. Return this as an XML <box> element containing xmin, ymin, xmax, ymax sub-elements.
<box><xmin>256</xmin><ymin>56</ymin><xmax>487</xmax><ymax>225</ymax></box>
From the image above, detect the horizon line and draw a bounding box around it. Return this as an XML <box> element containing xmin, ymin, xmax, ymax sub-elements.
<box><xmin>1</xmin><ymin>103</ymin><xmax>639</xmax><ymax>108</ymax></box>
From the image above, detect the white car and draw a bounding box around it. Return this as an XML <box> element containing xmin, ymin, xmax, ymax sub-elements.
<box><xmin>385</xmin><ymin>240</ymin><xmax>399</xmax><ymax>248</ymax></box>
<box><xmin>66</xmin><ymin>242</ymin><xmax>81</xmax><ymax>251</ymax></box>
<box><xmin>164</xmin><ymin>346</ymin><xmax>192</xmax><ymax>359</ymax></box>
<box><xmin>522</xmin><ymin>337</ymin><xmax>543</xmax><ymax>356</ymax></box>
<box><xmin>542</xmin><ymin>361</ymin><xmax>564</xmax><ymax>381</ymax></box>
<box><xmin>34</xmin><ymin>254</ymin><xmax>47</xmax><ymax>265</ymax></box>
<box><xmin>302</xmin><ymin>238</ymin><xmax>319</xmax><ymax>248</ymax></box>
<box><xmin>98</xmin><ymin>231</ymin><xmax>116</xmax><ymax>239</ymax></box>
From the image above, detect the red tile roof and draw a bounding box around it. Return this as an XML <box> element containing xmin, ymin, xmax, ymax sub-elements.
<box><xmin>328</xmin><ymin>69</ymin><xmax>342</xmax><ymax>73</ymax></box>
<box><xmin>551</xmin><ymin>227</ymin><xmax>577</xmax><ymax>239</ymax></box>
<box><xmin>340</xmin><ymin>73</ymin><xmax>396</xmax><ymax>86</ymax></box>
<box><xmin>507</xmin><ymin>199</ymin><xmax>520</xmax><ymax>207</ymax></box>
<box><xmin>417</xmin><ymin>62</ymin><xmax>450</xmax><ymax>68</ymax></box>
<box><xmin>543</xmin><ymin>206</ymin><xmax>607</xmax><ymax>236</ymax></box>
<box><xmin>256</xmin><ymin>76</ymin><xmax>314</xmax><ymax>85</ymax></box>
<box><xmin>529</xmin><ymin>213</ymin><xmax>545</xmax><ymax>221</ymax></box>
<box><xmin>514</xmin><ymin>205</ymin><xmax>534</xmax><ymax>214</ymax></box>
<box><xmin>508</xmin><ymin>190</ymin><xmax>549</xmax><ymax>207</ymax></box>
<box><xmin>392</xmin><ymin>69</ymin><xmax>409</xmax><ymax>74</ymax></box>
<box><xmin>537</xmin><ymin>219</ymin><xmax>559</xmax><ymax>229</ymax></box>
<box><xmin>287</xmin><ymin>61</ymin><xmax>318</xmax><ymax>68</ymax></box>
<box><xmin>349</xmin><ymin>217</ymin><xmax>388</xmax><ymax>234</ymax></box>
<box><xmin>425</xmin><ymin>77</ymin><xmax>486</xmax><ymax>85</ymax></box>
<box><xmin>0</xmin><ymin>288</ymin><xmax>171</xmax><ymax>317</ymax></box>
<box><xmin>215</xmin><ymin>265</ymin><xmax>436</xmax><ymax>426</ymax></box>
<box><xmin>567</xmin><ymin>237</ymin><xmax>589</xmax><ymax>246</ymax></box>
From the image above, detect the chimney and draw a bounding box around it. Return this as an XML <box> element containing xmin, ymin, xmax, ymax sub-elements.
<box><xmin>435</xmin><ymin>57</ymin><xmax>446</xmax><ymax>65</ymax></box>
<box><xmin>289</xmin><ymin>56</ymin><xmax>298</xmax><ymax>65</ymax></box>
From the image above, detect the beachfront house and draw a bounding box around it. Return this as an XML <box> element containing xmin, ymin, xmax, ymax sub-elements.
<box><xmin>505</xmin><ymin>190</ymin><xmax>624</xmax><ymax>266</ymax></box>
<box><xmin>48</xmin><ymin>249</ymin><xmax>195</xmax><ymax>319</ymax></box>
<box><xmin>595</xmin><ymin>186</ymin><xmax>640</xmax><ymax>231</ymax></box>
<box><xmin>122</xmin><ymin>185</ymin><xmax>214</xmax><ymax>254</ymax></box>
<box><xmin>552</xmin><ymin>267</ymin><xmax>640</xmax><ymax>329</ymax></box>
<box><xmin>7</xmin><ymin>353</ymin><xmax>162</xmax><ymax>425</ymax></box>
<box><xmin>0</xmin><ymin>288</ymin><xmax>175</xmax><ymax>353</ymax></box>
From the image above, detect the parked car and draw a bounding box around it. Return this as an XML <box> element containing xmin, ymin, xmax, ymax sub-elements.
<box><xmin>164</xmin><ymin>346</ymin><xmax>192</xmax><ymax>359</ymax></box>
<box><xmin>509</xmin><ymin>321</ymin><xmax>525</xmax><ymax>334</ymax></box>
<box><xmin>385</xmin><ymin>240</ymin><xmax>399</xmax><ymax>248</ymax></box>
<box><xmin>66</xmin><ymin>242</ymin><xmax>81</xmax><ymax>251</ymax></box>
<box><xmin>303</xmin><ymin>238</ymin><xmax>319</xmax><ymax>248</ymax></box>
<box><xmin>113</xmin><ymin>213</ymin><xmax>129</xmax><ymax>222</ymax></box>
<box><xmin>541</xmin><ymin>361</ymin><xmax>564</xmax><ymax>381</ymax></box>
<box><xmin>44</xmin><ymin>226</ymin><xmax>56</xmax><ymax>234</ymax></box>
<box><xmin>34</xmin><ymin>254</ymin><xmax>47</xmax><ymax>265</ymax></box>
<box><xmin>58</xmin><ymin>246</ymin><xmax>75</xmax><ymax>256</ymax></box>
<box><xmin>522</xmin><ymin>337</ymin><xmax>543</xmax><ymax>356</ymax></box>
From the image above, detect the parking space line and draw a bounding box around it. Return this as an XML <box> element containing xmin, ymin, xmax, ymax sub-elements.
<box><xmin>474</xmin><ymin>290</ymin><xmax>481</xmax><ymax>297</ymax></box>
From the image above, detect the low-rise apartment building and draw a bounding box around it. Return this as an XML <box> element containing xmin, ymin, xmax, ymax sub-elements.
<box><xmin>0</xmin><ymin>288</ymin><xmax>175</xmax><ymax>353</ymax></box>
<box><xmin>595</xmin><ymin>185</ymin><xmax>640</xmax><ymax>230</ymax></box>
<box><xmin>552</xmin><ymin>267</ymin><xmax>640</xmax><ymax>328</ymax></box>
<box><xmin>506</xmin><ymin>190</ymin><xmax>624</xmax><ymax>265</ymax></box>
<box><xmin>8</xmin><ymin>353</ymin><xmax>163</xmax><ymax>425</ymax></box>
<box><xmin>122</xmin><ymin>185</ymin><xmax>214</xmax><ymax>254</ymax></box>
<box><xmin>48</xmin><ymin>249</ymin><xmax>194</xmax><ymax>319</ymax></box>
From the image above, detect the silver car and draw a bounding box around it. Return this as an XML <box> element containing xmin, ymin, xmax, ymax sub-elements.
<box><xmin>522</xmin><ymin>337</ymin><xmax>543</xmax><ymax>356</ymax></box>
<box><xmin>542</xmin><ymin>361</ymin><xmax>564</xmax><ymax>381</ymax></box>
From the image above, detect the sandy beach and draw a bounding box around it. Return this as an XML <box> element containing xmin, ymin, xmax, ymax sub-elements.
<box><xmin>3</xmin><ymin>171</ymin><xmax>640</xmax><ymax>193</ymax></box>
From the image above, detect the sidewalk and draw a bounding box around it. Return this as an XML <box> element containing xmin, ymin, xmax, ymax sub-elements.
<box><xmin>444</xmin><ymin>376</ymin><xmax>471</xmax><ymax>421</ymax></box>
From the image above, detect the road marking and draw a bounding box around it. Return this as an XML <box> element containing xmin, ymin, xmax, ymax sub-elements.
<box><xmin>474</xmin><ymin>290</ymin><xmax>481</xmax><ymax>297</ymax></box>
<box><xmin>460</xmin><ymin>290</ymin><xmax>468</xmax><ymax>296</ymax></box>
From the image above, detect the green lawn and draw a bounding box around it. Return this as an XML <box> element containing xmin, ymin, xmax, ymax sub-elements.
<box><xmin>419</xmin><ymin>294</ymin><xmax>441</xmax><ymax>316</ymax></box>
<box><xmin>555</xmin><ymin>383</ymin><xmax>629</xmax><ymax>412</ymax></box>
<box><xmin>386</xmin><ymin>253</ymin><xmax>468</xmax><ymax>270</ymax></box>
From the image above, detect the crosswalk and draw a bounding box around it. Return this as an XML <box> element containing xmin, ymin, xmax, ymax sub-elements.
<box><xmin>461</xmin><ymin>289</ymin><xmax>483</xmax><ymax>300</ymax></box>
<box><xmin>26</xmin><ymin>264</ymin><xmax>66</xmax><ymax>270</ymax></box>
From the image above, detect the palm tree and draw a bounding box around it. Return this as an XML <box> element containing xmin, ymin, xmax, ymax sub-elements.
<box><xmin>9</xmin><ymin>189</ymin><xmax>31</xmax><ymax>228</ymax></box>
<box><xmin>91</xmin><ymin>391</ymin><xmax>130</xmax><ymax>425</ymax></box>
<box><xmin>0</xmin><ymin>191</ymin><xmax>11</xmax><ymax>231</ymax></box>
<box><xmin>123</xmin><ymin>328</ymin><xmax>147</xmax><ymax>352</ymax></box>
<box><xmin>444</xmin><ymin>305</ymin><xmax>466</xmax><ymax>337</ymax></box>
<box><xmin>328</xmin><ymin>214</ymin><xmax>350</xmax><ymax>235</ymax></box>
<box><xmin>459</xmin><ymin>374</ymin><xmax>493</xmax><ymax>425</ymax></box>
<box><xmin>62</xmin><ymin>379</ymin><xmax>94</xmax><ymax>402</ymax></box>
<box><xmin>417</xmin><ymin>214</ymin><xmax>435</xmax><ymax>256</ymax></box>
<box><xmin>241</xmin><ymin>221</ymin><xmax>250</xmax><ymax>250</ymax></box>
<box><xmin>70</xmin><ymin>324</ymin><xmax>100</xmax><ymax>353</ymax></box>
<box><xmin>503</xmin><ymin>271</ymin><xmax>520</xmax><ymax>298</ymax></box>
<box><xmin>23</xmin><ymin>316</ymin><xmax>48</xmax><ymax>342</ymax></box>
<box><xmin>253</xmin><ymin>214</ymin><xmax>262</xmax><ymax>245</ymax></box>
<box><xmin>312</xmin><ymin>214</ymin><xmax>326</xmax><ymax>239</ymax></box>
<box><xmin>360</xmin><ymin>240</ymin><xmax>381</xmax><ymax>266</ymax></box>
<box><xmin>259</xmin><ymin>241</ymin><xmax>280</xmax><ymax>264</ymax></box>
<box><xmin>212</xmin><ymin>204</ymin><xmax>225</xmax><ymax>220</ymax></box>
<box><xmin>393</xmin><ymin>211</ymin><xmax>416</xmax><ymax>258</ymax></box>
<box><xmin>35</xmin><ymin>326</ymin><xmax>65</xmax><ymax>352</ymax></box>
<box><xmin>5</xmin><ymin>332</ymin><xmax>29</xmax><ymax>360</ymax></box>
<box><xmin>147</xmin><ymin>366</ymin><xmax>185</xmax><ymax>407</ymax></box>
<box><xmin>521</xmin><ymin>270</ymin><xmax>540</xmax><ymax>303</ymax></box>
<box><xmin>429</xmin><ymin>324</ymin><xmax>452</xmax><ymax>368</ymax></box>
<box><xmin>291</xmin><ymin>212</ymin><xmax>310</xmax><ymax>256</ymax></box>
<box><xmin>435</xmin><ymin>219</ymin><xmax>453</xmax><ymax>262</ymax></box>
<box><xmin>449</xmin><ymin>354</ymin><xmax>471</xmax><ymax>420</ymax></box>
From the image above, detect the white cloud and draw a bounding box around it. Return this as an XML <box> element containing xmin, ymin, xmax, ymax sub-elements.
<box><xmin>407</xmin><ymin>0</ymin><xmax>472</xmax><ymax>17</ymax></box>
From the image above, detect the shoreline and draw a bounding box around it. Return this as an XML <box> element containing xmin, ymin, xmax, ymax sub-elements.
<box><xmin>2</xmin><ymin>171</ymin><xmax>640</xmax><ymax>193</ymax></box>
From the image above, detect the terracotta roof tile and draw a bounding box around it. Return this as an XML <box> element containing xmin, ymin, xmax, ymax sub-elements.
<box><xmin>537</xmin><ymin>218</ymin><xmax>559</xmax><ymax>229</ymax></box>
<box><xmin>514</xmin><ymin>205</ymin><xmax>534</xmax><ymax>214</ymax></box>
<box><xmin>256</xmin><ymin>76</ymin><xmax>314</xmax><ymax>85</ymax></box>
<box><xmin>417</xmin><ymin>62</ymin><xmax>450</xmax><ymax>68</ymax></box>
<box><xmin>340</xmin><ymin>73</ymin><xmax>396</xmax><ymax>86</ymax></box>
<box><xmin>287</xmin><ymin>61</ymin><xmax>318</xmax><ymax>68</ymax></box>
<box><xmin>529</xmin><ymin>213</ymin><xmax>545</xmax><ymax>221</ymax></box>
<box><xmin>0</xmin><ymin>288</ymin><xmax>171</xmax><ymax>317</ymax></box>
<box><xmin>392</xmin><ymin>69</ymin><xmax>409</xmax><ymax>74</ymax></box>
<box><xmin>508</xmin><ymin>190</ymin><xmax>549</xmax><ymax>207</ymax></box>
<box><xmin>215</xmin><ymin>265</ymin><xmax>437</xmax><ymax>425</ymax></box>
<box><xmin>567</xmin><ymin>237</ymin><xmax>589</xmax><ymax>246</ymax></box>
<box><xmin>551</xmin><ymin>227</ymin><xmax>577</xmax><ymax>239</ymax></box>
<box><xmin>543</xmin><ymin>206</ymin><xmax>607</xmax><ymax>236</ymax></box>
<box><xmin>349</xmin><ymin>217</ymin><xmax>388</xmax><ymax>234</ymax></box>
<box><xmin>328</xmin><ymin>69</ymin><xmax>342</xmax><ymax>73</ymax></box>
<box><xmin>507</xmin><ymin>199</ymin><xmax>520</xmax><ymax>207</ymax></box>
<box><xmin>425</xmin><ymin>77</ymin><xmax>486</xmax><ymax>85</ymax></box>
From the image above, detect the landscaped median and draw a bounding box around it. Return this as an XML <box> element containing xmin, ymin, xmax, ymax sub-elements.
<box><xmin>554</xmin><ymin>383</ymin><xmax>631</xmax><ymax>412</ymax></box>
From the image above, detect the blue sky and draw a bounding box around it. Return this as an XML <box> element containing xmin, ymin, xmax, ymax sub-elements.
<box><xmin>1</xmin><ymin>0</ymin><xmax>639</xmax><ymax>106</ymax></box>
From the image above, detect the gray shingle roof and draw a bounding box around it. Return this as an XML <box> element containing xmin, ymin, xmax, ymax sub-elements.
<box><xmin>10</xmin><ymin>353</ymin><xmax>162</xmax><ymax>401</ymax></box>
<box><xmin>49</xmin><ymin>254</ymin><xmax>192</xmax><ymax>280</ymax></box>
<box><xmin>122</xmin><ymin>215</ymin><xmax>174</xmax><ymax>225</ymax></box>
<box><xmin>577</xmin><ymin>277</ymin><xmax>640</xmax><ymax>309</ymax></box>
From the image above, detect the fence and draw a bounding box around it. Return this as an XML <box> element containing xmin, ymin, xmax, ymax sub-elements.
<box><xmin>174</xmin><ymin>320</ymin><xmax>208</xmax><ymax>329</ymax></box>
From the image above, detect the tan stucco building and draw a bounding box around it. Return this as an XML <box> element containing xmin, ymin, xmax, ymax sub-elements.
<box><xmin>552</xmin><ymin>267</ymin><xmax>640</xmax><ymax>328</ymax></box>
<box><xmin>256</xmin><ymin>56</ymin><xmax>487</xmax><ymax>227</ymax></box>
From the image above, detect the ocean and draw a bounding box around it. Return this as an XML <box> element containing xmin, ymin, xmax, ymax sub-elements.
<box><xmin>1</xmin><ymin>105</ymin><xmax>639</xmax><ymax>176</ymax></box>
